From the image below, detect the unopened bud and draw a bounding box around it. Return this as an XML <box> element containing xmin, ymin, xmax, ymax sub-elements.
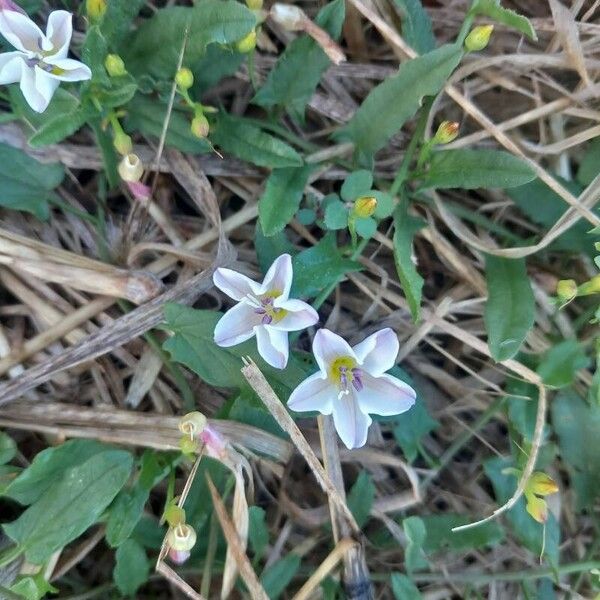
<box><xmin>433</xmin><ymin>121</ymin><xmax>459</xmax><ymax>145</ymax></box>
<box><xmin>113</xmin><ymin>131</ymin><xmax>132</xmax><ymax>156</ymax></box>
<box><xmin>246</xmin><ymin>0</ymin><xmax>263</xmax><ymax>8</ymax></box>
<box><xmin>178</xmin><ymin>411</ymin><xmax>207</xmax><ymax>438</ymax></box>
<box><xmin>557</xmin><ymin>279</ymin><xmax>578</xmax><ymax>304</ymax></box>
<box><xmin>191</xmin><ymin>114</ymin><xmax>210</xmax><ymax>138</ymax></box>
<box><xmin>86</xmin><ymin>0</ymin><xmax>106</xmax><ymax>21</ymax></box>
<box><xmin>528</xmin><ymin>472</ymin><xmax>559</xmax><ymax>497</ymax></box>
<box><xmin>166</xmin><ymin>524</ymin><xmax>197</xmax><ymax>564</ymax></box>
<box><xmin>578</xmin><ymin>275</ymin><xmax>600</xmax><ymax>296</ymax></box>
<box><xmin>179</xmin><ymin>435</ymin><xmax>199</xmax><ymax>455</ymax></box>
<box><xmin>175</xmin><ymin>67</ymin><xmax>194</xmax><ymax>90</ymax></box>
<box><xmin>105</xmin><ymin>54</ymin><xmax>126</xmax><ymax>77</ymax></box>
<box><xmin>163</xmin><ymin>504</ymin><xmax>186</xmax><ymax>528</ymax></box>
<box><xmin>270</xmin><ymin>3</ymin><xmax>305</xmax><ymax>31</ymax></box>
<box><xmin>353</xmin><ymin>196</ymin><xmax>377</xmax><ymax>219</ymax></box>
<box><xmin>236</xmin><ymin>29</ymin><xmax>257</xmax><ymax>53</ymax></box>
<box><xmin>465</xmin><ymin>24</ymin><xmax>494</xmax><ymax>52</ymax></box>
<box><xmin>200</xmin><ymin>425</ymin><xmax>227</xmax><ymax>460</ymax></box>
<box><xmin>118</xmin><ymin>153</ymin><xmax>143</xmax><ymax>183</ymax></box>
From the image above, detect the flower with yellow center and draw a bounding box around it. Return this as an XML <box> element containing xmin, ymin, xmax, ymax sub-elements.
<box><xmin>288</xmin><ymin>328</ymin><xmax>416</xmax><ymax>449</ymax></box>
<box><xmin>213</xmin><ymin>254</ymin><xmax>318</xmax><ymax>369</ymax></box>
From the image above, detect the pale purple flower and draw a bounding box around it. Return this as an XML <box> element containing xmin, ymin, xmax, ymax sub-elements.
<box><xmin>213</xmin><ymin>254</ymin><xmax>318</xmax><ymax>369</ymax></box>
<box><xmin>288</xmin><ymin>328</ymin><xmax>416</xmax><ymax>449</ymax></box>
<box><xmin>0</xmin><ymin>9</ymin><xmax>91</xmax><ymax>112</ymax></box>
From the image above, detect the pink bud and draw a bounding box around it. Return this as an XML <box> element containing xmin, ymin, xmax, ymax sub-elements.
<box><xmin>126</xmin><ymin>180</ymin><xmax>151</xmax><ymax>201</ymax></box>
<box><xmin>200</xmin><ymin>425</ymin><xmax>227</xmax><ymax>459</ymax></box>
<box><xmin>168</xmin><ymin>548</ymin><xmax>191</xmax><ymax>564</ymax></box>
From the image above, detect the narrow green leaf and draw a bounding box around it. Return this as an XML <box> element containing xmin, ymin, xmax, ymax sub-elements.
<box><xmin>338</xmin><ymin>44</ymin><xmax>462</xmax><ymax>161</ymax></box>
<box><xmin>392</xmin><ymin>0</ymin><xmax>436</xmax><ymax>54</ymax></box>
<box><xmin>0</xmin><ymin>433</ymin><xmax>16</xmax><ymax>466</ymax></box>
<box><xmin>537</xmin><ymin>339</ymin><xmax>589</xmax><ymax>388</ymax></box>
<box><xmin>420</xmin><ymin>149</ymin><xmax>536</xmax><ymax>189</ymax></box>
<box><xmin>420</xmin><ymin>514</ymin><xmax>504</xmax><ymax>552</ymax></box>
<box><xmin>577</xmin><ymin>137</ymin><xmax>600</xmax><ymax>186</ymax></box>
<box><xmin>254</xmin><ymin>224</ymin><xmax>296</xmax><ymax>273</ymax></box>
<box><xmin>484</xmin><ymin>255</ymin><xmax>535</xmax><ymax>361</ymax></box>
<box><xmin>248</xmin><ymin>506</ymin><xmax>269</xmax><ymax>561</ymax></box>
<box><xmin>393</xmin><ymin>400</ymin><xmax>437</xmax><ymax>463</ymax></box>
<box><xmin>212</xmin><ymin>113</ymin><xmax>303</xmax><ymax>168</ymax></box>
<box><xmin>102</xmin><ymin>0</ymin><xmax>146</xmax><ymax>46</ymax></box>
<box><xmin>392</xmin><ymin>207</ymin><xmax>425</xmax><ymax>322</ymax></box>
<box><xmin>391</xmin><ymin>573</ymin><xmax>422</xmax><ymax>599</ymax></box>
<box><xmin>471</xmin><ymin>0</ymin><xmax>537</xmax><ymax>41</ymax></box>
<box><xmin>347</xmin><ymin>472</ymin><xmax>375</xmax><ymax>528</ymax></box>
<box><xmin>259</xmin><ymin>165</ymin><xmax>314</xmax><ymax>236</ymax></box>
<box><xmin>403</xmin><ymin>516</ymin><xmax>428</xmax><ymax>573</ymax></box>
<box><xmin>260</xmin><ymin>554</ymin><xmax>301</xmax><ymax>600</ymax></box>
<box><xmin>4</xmin><ymin>450</ymin><xmax>133</xmax><ymax>564</ymax></box>
<box><xmin>113</xmin><ymin>539</ymin><xmax>150</xmax><ymax>597</ymax></box>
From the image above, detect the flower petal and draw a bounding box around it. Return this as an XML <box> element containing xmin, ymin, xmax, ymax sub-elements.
<box><xmin>261</xmin><ymin>253</ymin><xmax>292</xmax><ymax>299</ymax></box>
<box><xmin>357</xmin><ymin>373</ymin><xmax>416</xmax><ymax>416</ymax></box>
<box><xmin>332</xmin><ymin>392</ymin><xmax>371</xmax><ymax>449</ymax></box>
<box><xmin>32</xmin><ymin>67</ymin><xmax>59</xmax><ymax>111</ymax></box>
<box><xmin>18</xmin><ymin>64</ymin><xmax>47</xmax><ymax>113</ymax></box>
<box><xmin>352</xmin><ymin>328</ymin><xmax>399</xmax><ymax>375</ymax></box>
<box><xmin>0</xmin><ymin>9</ymin><xmax>45</xmax><ymax>53</ymax></box>
<box><xmin>214</xmin><ymin>302</ymin><xmax>258</xmax><ymax>347</ymax></box>
<box><xmin>213</xmin><ymin>267</ymin><xmax>262</xmax><ymax>302</ymax></box>
<box><xmin>271</xmin><ymin>298</ymin><xmax>318</xmax><ymax>332</ymax></box>
<box><xmin>45</xmin><ymin>10</ymin><xmax>72</xmax><ymax>59</ymax></box>
<box><xmin>43</xmin><ymin>57</ymin><xmax>91</xmax><ymax>81</ymax></box>
<box><xmin>288</xmin><ymin>372</ymin><xmax>335</xmax><ymax>414</ymax></box>
<box><xmin>0</xmin><ymin>51</ymin><xmax>24</xmax><ymax>84</ymax></box>
<box><xmin>312</xmin><ymin>329</ymin><xmax>356</xmax><ymax>376</ymax></box>
<box><xmin>255</xmin><ymin>325</ymin><xmax>289</xmax><ymax>369</ymax></box>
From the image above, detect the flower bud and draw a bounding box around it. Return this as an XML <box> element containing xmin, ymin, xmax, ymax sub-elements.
<box><xmin>270</xmin><ymin>3</ymin><xmax>305</xmax><ymax>31</ymax></box>
<box><xmin>353</xmin><ymin>196</ymin><xmax>377</xmax><ymax>219</ymax></box>
<box><xmin>557</xmin><ymin>279</ymin><xmax>577</xmax><ymax>304</ymax></box>
<box><xmin>465</xmin><ymin>24</ymin><xmax>494</xmax><ymax>52</ymax></box>
<box><xmin>200</xmin><ymin>425</ymin><xmax>227</xmax><ymax>459</ymax></box>
<box><xmin>246</xmin><ymin>0</ymin><xmax>263</xmax><ymax>8</ymax></box>
<box><xmin>179</xmin><ymin>435</ymin><xmax>199</xmax><ymax>455</ymax></box>
<box><xmin>105</xmin><ymin>54</ymin><xmax>126</xmax><ymax>77</ymax></box>
<box><xmin>163</xmin><ymin>504</ymin><xmax>186</xmax><ymax>528</ymax></box>
<box><xmin>175</xmin><ymin>67</ymin><xmax>194</xmax><ymax>90</ymax></box>
<box><xmin>113</xmin><ymin>131</ymin><xmax>132</xmax><ymax>156</ymax></box>
<box><xmin>528</xmin><ymin>472</ymin><xmax>559</xmax><ymax>497</ymax></box>
<box><xmin>525</xmin><ymin>493</ymin><xmax>548</xmax><ymax>523</ymax></box>
<box><xmin>86</xmin><ymin>0</ymin><xmax>107</xmax><ymax>21</ymax></box>
<box><xmin>118</xmin><ymin>153</ymin><xmax>143</xmax><ymax>183</ymax></box>
<box><xmin>191</xmin><ymin>114</ymin><xmax>210</xmax><ymax>139</ymax></box>
<box><xmin>236</xmin><ymin>30</ymin><xmax>257</xmax><ymax>53</ymax></box>
<box><xmin>578</xmin><ymin>274</ymin><xmax>600</xmax><ymax>296</ymax></box>
<box><xmin>433</xmin><ymin>121</ymin><xmax>459</xmax><ymax>145</ymax></box>
<box><xmin>166</xmin><ymin>524</ymin><xmax>197</xmax><ymax>564</ymax></box>
<box><xmin>178</xmin><ymin>411</ymin><xmax>207</xmax><ymax>438</ymax></box>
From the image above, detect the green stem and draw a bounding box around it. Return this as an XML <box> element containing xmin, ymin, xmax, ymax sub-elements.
<box><xmin>0</xmin><ymin>584</ymin><xmax>27</xmax><ymax>600</ymax></box>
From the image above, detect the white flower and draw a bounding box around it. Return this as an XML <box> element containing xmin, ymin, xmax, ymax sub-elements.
<box><xmin>213</xmin><ymin>254</ymin><xmax>318</xmax><ymax>370</ymax></box>
<box><xmin>288</xmin><ymin>328</ymin><xmax>416</xmax><ymax>449</ymax></box>
<box><xmin>0</xmin><ymin>8</ymin><xmax>91</xmax><ymax>113</ymax></box>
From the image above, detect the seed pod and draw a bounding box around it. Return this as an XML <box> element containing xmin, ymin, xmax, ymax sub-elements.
<box><xmin>175</xmin><ymin>67</ymin><xmax>194</xmax><ymax>90</ymax></box>
<box><xmin>191</xmin><ymin>114</ymin><xmax>210</xmax><ymax>138</ymax></box>
<box><xmin>465</xmin><ymin>25</ymin><xmax>494</xmax><ymax>52</ymax></box>
<box><xmin>105</xmin><ymin>54</ymin><xmax>126</xmax><ymax>77</ymax></box>
<box><xmin>118</xmin><ymin>153</ymin><xmax>144</xmax><ymax>183</ymax></box>
<box><xmin>178</xmin><ymin>411</ymin><xmax>207</xmax><ymax>438</ymax></box>
<box><xmin>166</xmin><ymin>524</ymin><xmax>197</xmax><ymax>565</ymax></box>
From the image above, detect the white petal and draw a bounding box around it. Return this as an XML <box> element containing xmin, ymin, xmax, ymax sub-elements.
<box><xmin>214</xmin><ymin>302</ymin><xmax>258</xmax><ymax>347</ymax></box>
<box><xmin>19</xmin><ymin>65</ymin><xmax>47</xmax><ymax>113</ymax></box>
<box><xmin>45</xmin><ymin>10</ymin><xmax>72</xmax><ymax>59</ymax></box>
<box><xmin>271</xmin><ymin>298</ymin><xmax>318</xmax><ymax>332</ymax></box>
<box><xmin>332</xmin><ymin>392</ymin><xmax>371</xmax><ymax>449</ymax></box>
<box><xmin>0</xmin><ymin>51</ymin><xmax>24</xmax><ymax>84</ymax></box>
<box><xmin>261</xmin><ymin>254</ymin><xmax>293</xmax><ymax>300</ymax></box>
<box><xmin>0</xmin><ymin>9</ymin><xmax>45</xmax><ymax>53</ymax></box>
<box><xmin>357</xmin><ymin>373</ymin><xmax>416</xmax><ymax>416</ymax></box>
<box><xmin>312</xmin><ymin>329</ymin><xmax>356</xmax><ymax>376</ymax></box>
<box><xmin>288</xmin><ymin>372</ymin><xmax>335</xmax><ymax>414</ymax></box>
<box><xmin>33</xmin><ymin>67</ymin><xmax>59</xmax><ymax>111</ymax></box>
<box><xmin>42</xmin><ymin>57</ymin><xmax>91</xmax><ymax>81</ymax></box>
<box><xmin>352</xmin><ymin>328</ymin><xmax>399</xmax><ymax>376</ymax></box>
<box><xmin>213</xmin><ymin>267</ymin><xmax>262</xmax><ymax>302</ymax></box>
<box><xmin>255</xmin><ymin>326</ymin><xmax>289</xmax><ymax>369</ymax></box>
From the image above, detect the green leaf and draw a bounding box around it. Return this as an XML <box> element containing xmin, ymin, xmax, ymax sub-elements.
<box><xmin>297</xmin><ymin>208</ymin><xmax>316</xmax><ymax>226</ymax></box>
<box><xmin>470</xmin><ymin>0</ymin><xmax>537</xmax><ymax>41</ymax></box>
<box><xmin>94</xmin><ymin>78</ymin><xmax>138</xmax><ymax>109</ymax></box>
<box><xmin>260</xmin><ymin>554</ymin><xmax>301</xmax><ymax>600</ymax></box>
<box><xmin>370</xmin><ymin>190</ymin><xmax>395</xmax><ymax>219</ymax></box>
<box><xmin>124</xmin><ymin>95</ymin><xmax>211</xmax><ymax>154</ymax></box>
<box><xmin>393</xmin><ymin>400</ymin><xmax>437</xmax><ymax>463</ymax></box>
<box><xmin>9</xmin><ymin>573</ymin><xmax>57</xmax><ymax>600</ymax></box>
<box><xmin>552</xmin><ymin>390</ymin><xmax>600</xmax><ymax>510</ymax></box>
<box><xmin>340</xmin><ymin>170</ymin><xmax>373</xmax><ymax>201</ymax></box>
<box><xmin>0</xmin><ymin>432</ymin><xmax>16</xmax><ymax>466</ymax></box>
<box><xmin>123</xmin><ymin>1</ymin><xmax>256</xmax><ymax>78</ymax></box>
<box><xmin>347</xmin><ymin>472</ymin><xmax>375</xmax><ymax>528</ymax></box>
<box><xmin>392</xmin><ymin>207</ymin><xmax>425</xmax><ymax>322</ymax></box>
<box><xmin>324</xmin><ymin>199</ymin><xmax>348</xmax><ymax>230</ymax></box>
<box><xmin>577</xmin><ymin>137</ymin><xmax>600</xmax><ymax>186</ymax></box>
<box><xmin>255</xmin><ymin>224</ymin><xmax>296</xmax><ymax>273</ymax></box>
<box><xmin>253</xmin><ymin>0</ymin><xmax>345</xmax><ymax>121</ymax></box>
<box><xmin>4</xmin><ymin>439</ymin><xmax>108</xmax><ymax>505</ymax></box>
<box><xmin>212</xmin><ymin>113</ymin><xmax>303</xmax><ymax>168</ymax></box>
<box><xmin>102</xmin><ymin>0</ymin><xmax>146</xmax><ymax>46</ymax></box>
<box><xmin>420</xmin><ymin>149</ymin><xmax>536</xmax><ymax>189</ymax></box>
<box><xmin>192</xmin><ymin>44</ymin><xmax>245</xmax><ymax>94</ymax></box>
<box><xmin>0</xmin><ymin>143</ymin><xmax>64</xmax><ymax>219</ymax></box>
<box><xmin>420</xmin><ymin>514</ymin><xmax>504</xmax><ymax>552</ymax></box>
<box><xmin>82</xmin><ymin>25</ymin><xmax>109</xmax><ymax>84</ymax></box>
<box><xmin>113</xmin><ymin>539</ymin><xmax>150</xmax><ymax>597</ymax></box>
<box><xmin>4</xmin><ymin>450</ymin><xmax>133</xmax><ymax>564</ymax></box>
<box><xmin>392</xmin><ymin>0</ymin><xmax>436</xmax><ymax>54</ymax></box>
<box><xmin>355</xmin><ymin>216</ymin><xmax>377</xmax><ymax>239</ymax></box>
<box><xmin>259</xmin><ymin>165</ymin><xmax>314</xmax><ymax>236</ymax></box>
<box><xmin>291</xmin><ymin>233</ymin><xmax>362</xmax><ymax>298</ymax></box>
<box><xmin>0</xmin><ymin>465</ymin><xmax>21</xmax><ymax>495</ymax></box>
<box><xmin>28</xmin><ymin>106</ymin><xmax>93</xmax><ymax>147</ymax></box>
<box><xmin>248</xmin><ymin>506</ymin><xmax>269</xmax><ymax>561</ymax></box>
<box><xmin>391</xmin><ymin>573</ymin><xmax>422</xmax><ymax>600</ymax></box>
<box><xmin>484</xmin><ymin>457</ymin><xmax>559</xmax><ymax>564</ymax></box>
<box><xmin>90</xmin><ymin>118</ymin><xmax>120</xmax><ymax>188</ymax></box>
<box><xmin>484</xmin><ymin>255</ymin><xmax>535</xmax><ymax>361</ymax></box>
<box><xmin>537</xmin><ymin>340</ymin><xmax>589</xmax><ymax>388</ymax></box>
<box><xmin>338</xmin><ymin>44</ymin><xmax>462</xmax><ymax>162</ymax></box>
<box><xmin>228</xmin><ymin>393</ymin><xmax>286</xmax><ymax>439</ymax></box>
<box><xmin>402</xmin><ymin>516</ymin><xmax>428</xmax><ymax>573</ymax></box>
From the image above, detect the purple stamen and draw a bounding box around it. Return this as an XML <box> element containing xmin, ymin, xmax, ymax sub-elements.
<box><xmin>262</xmin><ymin>314</ymin><xmax>273</xmax><ymax>325</ymax></box>
<box><xmin>25</xmin><ymin>57</ymin><xmax>39</xmax><ymax>68</ymax></box>
<box><xmin>254</xmin><ymin>308</ymin><xmax>266</xmax><ymax>314</ymax></box>
<box><xmin>351</xmin><ymin>368</ymin><xmax>363</xmax><ymax>392</ymax></box>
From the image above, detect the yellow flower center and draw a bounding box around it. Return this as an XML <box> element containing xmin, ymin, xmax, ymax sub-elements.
<box><xmin>329</xmin><ymin>357</ymin><xmax>364</xmax><ymax>397</ymax></box>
